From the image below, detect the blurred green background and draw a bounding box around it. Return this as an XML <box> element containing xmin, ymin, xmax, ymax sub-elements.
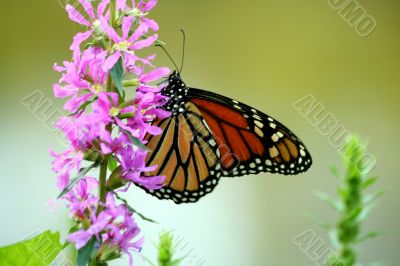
<box><xmin>0</xmin><ymin>0</ymin><xmax>399</xmax><ymax>265</ymax></box>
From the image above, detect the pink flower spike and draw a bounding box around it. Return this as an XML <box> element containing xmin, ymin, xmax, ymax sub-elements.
<box><xmin>66</xmin><ymin>4</ymin><xmax>91</xmax><ymax>27</ymax></box>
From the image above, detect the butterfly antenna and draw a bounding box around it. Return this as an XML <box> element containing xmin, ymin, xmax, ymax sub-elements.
<box><xmin>155</xmin><ymin>44</ymin><xmax>179</xmax><ymax>72</ymax></box>
<box><xmin>179</xmin><ymin>29</ymin><xmax>186</xmax><ymax>74</ymax></box>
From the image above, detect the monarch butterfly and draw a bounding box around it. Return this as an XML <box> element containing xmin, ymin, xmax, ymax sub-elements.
<box><xmin>140</xmin><ymin>70</ymin><xmax>312</xmax><ymax>204</ymax></box>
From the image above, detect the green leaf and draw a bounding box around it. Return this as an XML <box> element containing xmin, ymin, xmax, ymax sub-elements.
<box><xmin>356</xmin><ymin>231</ymin><xmax>383</xmax><ymax>243</ymax></box>
<box><xmin>363</xmin><ymin>190</ymin><xmax>385</xmax><ymax>205</ymax></box>
<box><xmin>314</xmin><ymin>190</ymin><xmax>343</xmax><ymax>211</ymax></box>
<box><xmin>122</xmin><ymin>129</ymin><xmax>148</xmax><ymax>150</ymax></box>
<box><xmin>330</xmin><ymin>165</ymin><xmax>341</xmax><ymax>179</ymax></box>
<box><xmin>106</xmin><ymin>166</ymin><xmax>127</xmax><ymax>191</ymax></box>
<box><xmin>110</xmin><ymin>58</ymin><xmax>124</xmax><ymax>96</ymax></box>
<box><xmin>157</xmin><ymin>231</ymin><xmax>186</xmax><ymax>266</ymax></box>
<box><xmin>77</xmin><ymin>237</ymin><xmax>98</xmax><ymax>266</ymax></box>
<box><xmin>169</xmin><ymin>258</ymin><xmax>184</xmax><ymax>266</ymax></box>
<box><xmin>355</xmin><ymin>204</ymin><xmax>376</xmax><ymax>223</ymax></box>
<box><xmin>108</xmin><ymin>156</ymin><xmax>118</xmax><ymax>172</ymax></box>
<box><xmin>0</xmin><ymin>230</ymin><xmax>63</xmax><ymax>266</ymax></box>
<box><xmin>155</xmin><ymin>39</ymin><xmax>167</xmax><ymax>46</ymax></box>
<box><xmin>328</xmin><ymin>229</ymin><xmax>340</xmax><ymax>249</ymax></box>
<box><xmin>69</xmin><ymin>97</ymin><xmax>97</xmax><ymax>117</ymax></box>
<box><xmin>362</xmin><ymin>176</ymin><xmax>378</xmax><ymax>190</ymax></box>
<box><xmin>57</xmin><ymin>161</ymin><xmax>100</xmax><ymax>198</ymax></box>
<box><xmin>304</xmin><ymin>212</ymin><xmax>331</xmax><ymax>230</ymax></box>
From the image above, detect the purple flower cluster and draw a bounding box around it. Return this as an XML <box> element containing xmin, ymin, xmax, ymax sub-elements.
<box><xmin>50</xmin><ymin>0</ymin><xmax>169</xmax><ymax>264</ymax></box>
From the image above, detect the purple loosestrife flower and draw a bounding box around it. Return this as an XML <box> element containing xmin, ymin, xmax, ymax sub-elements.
<box><xmin>55</xmin><ymin>114</ymin><xmax>98</xmax><ymax>151</ymax></box>
<box><xmin>89</xmin><ymin>92</ymin><xmax>136</xmax><ymax>136</ymax></box>
<box><xmin>67</xmin><ymin>193</ymin><xmax>144</xmax><ymax>265</ymax></box>
<box><xmin>53</xmin><ymin>47</ymin><xmax>108</xmax><ymax>112</ymax></box>
<box><xmin>100</xmin><ymin>15</ymin><xmax>158</xmax><ymax>70</ymax></box>
<box><xmin>49</xmin><ymin>148</ymin><xmax>84</xmax><ymax>190</ymax></box>
<box><xmin>127</xmin><ymin>66</ymin><xmax>171</xmax><ymax>139</ymax></box>
<box><xmin>64</xmin><ymin>177</ymin><xmax>98</xmax><ymax>219</ymax></box>
<box><xmin>66</xmin><ymin>0</ymin><xmax>110</xmax><ymax>56</ymax></box>
<box><xmin>117</xmin><ymin>0</ymin><xmax>159</xmax><ymax>31</ymax></box>
<box><xmin>118</xmin><ymin>146</ymin><xmax>165</xmax><ymax>190</ymax></box>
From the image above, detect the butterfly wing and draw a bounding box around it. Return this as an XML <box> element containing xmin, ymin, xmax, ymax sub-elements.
<box><xmin>142</xmin><ymin>87</ymin><xmax>312</xmax><ymax>204</ymax></box>
<box><xmin>143</xmin><ymin>102</ymin><xmax>222</xmax><ymax>203</ymax></box>
<box><xmin>186</xmin><ymin>88</ymin><xmax>312</xmax><ymax>176</ymax></box>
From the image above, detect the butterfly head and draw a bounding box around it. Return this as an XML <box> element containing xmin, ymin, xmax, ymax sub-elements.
<box><xmin>161</xmin><ymin>71</ymin><xmax>188</xmax><ymax>115</ymax></box>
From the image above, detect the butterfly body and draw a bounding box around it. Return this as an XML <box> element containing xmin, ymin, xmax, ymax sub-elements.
<box><xmin>161</xmin><ymin>72</ymin><xmax>189</xmax><ymax>115</ymax></box>
<box><xmin>142</xmin><ymin>71</ymin><xmax>312</xmax><ymax>204</ymax></box>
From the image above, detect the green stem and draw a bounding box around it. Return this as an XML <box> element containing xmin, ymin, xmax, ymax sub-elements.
<box><xmin>89</xmin><ymin>258</ymin><xmax>97</xmax><ymax>266</ymax></box>
<box><xmin>97</xmin><ymin>154</ymin><xmax>109</xmax><ymax>215</ymax></box>
<box><xmin>118</xmin><ymin>112</ymin><xmax>135</xmax><ymax>119</ymax></box>
<box><xmin>110</xmin><ymin>0</ymin><xmax>117</xmax><ymax>27</ymax></box>
<box><xmin>97</xmin><ymin>0</ymin><xmax>116</xmax><ymax>214</ymax></box>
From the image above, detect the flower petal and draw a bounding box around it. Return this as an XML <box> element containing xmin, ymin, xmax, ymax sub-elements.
<box><xmin>139</xmin><ymin>0</ymin><xmax>157</xmax><ymax>12</ymax></box>
<box><xmin>128</xmin><ymin>23</ymin><xmax>149</xmax><ymax>43</ymax></box>
<box><xmin>102</xmin><ymin>51</ymin><xmax>121</xmax><ymax>71</ymax></box>
<box><xmin>64</xmin><ymin>93</ymin><xmax>92</xmax><ymax>113</ymax></box>
<box><xmin>57</xmin><ymin>172</ymin><xmax>70</xmax><ymax>190</ymax></box>
<box><xmin>142</xmin><ymin>17</ymin><xmax>159</xmax><ymax>31</ymax></box>
<box><xmin>146</xmin><ymin>108</ymin><xmax>171</xmax><ymax>119</ymax></box>
<box><xmin>70</xmin><ymin>30</ymin><xmax>93</xmax><ymax>52</ymax></box>
<box><xmin>66</xmin><ymin>4</ymin><xmax>91</xmax><ymax>26</ymax></box>
<box><xmin>117</xmin><ymin>0</ymin><xmax>127</xmax><ymax>11</ymax></box>
<box><xmin>131</xmin><ymin>34</ymin><xmax>158</xmax><ymax>50</ymax></box>
<box><xmin>78</xmin><ymin>0</ymin><xmax>95</xmax><ymax>19</ymax></box>
<box><xmin>140</xmin><ymin>67</ymin><xmax>170</xmax><ymax>83</ymax></box>
<box><xmin>122</xmin><ymin>16</ymin><xmax>134</xmax><ymax>39</ymax></box>
<box><xmin>147</xmin><ymin>125</ymin><xmax>162</xmax><ymax>135</ymax></box>
<box><xmin>53</xmin><ymin>63</ymin><xmax>65</xmax><ymax>72</ymax></box>
<box><xmin>99</xmin><ymin>16</ymin><xmax>121</xmax><ymax>43</ymax></box>
<box><xmin>98</xmin><ymin>0</ymin><xmax>110</xmax><ymax>15</ymax></box>
<box><xmin>67</xmin><ymin>230</ymin><xmax>92</xmax><ymax>249</ymax></box>
<box><xmin>53</xmin><ymin>84</ymin><xmax>76</xmax><ymax>98</ymax></box>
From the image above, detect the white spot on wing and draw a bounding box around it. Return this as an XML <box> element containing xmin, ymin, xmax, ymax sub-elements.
<box><xmin>271</xmin><ymin>134</ymin><xmax>279</xmax><ymax>142</ymax></box>
<box><xmin>255</xmin><ymin>120</ymin><xmax>264</xmax><ymax>128</ymax></box>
